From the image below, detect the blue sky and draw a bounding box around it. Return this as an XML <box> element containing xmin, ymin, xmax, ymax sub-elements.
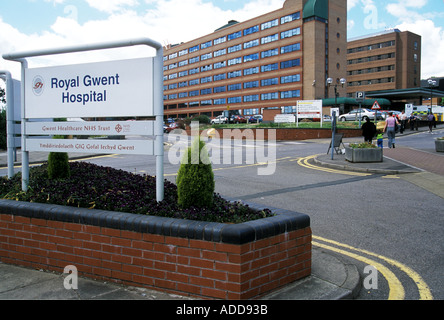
<box><xmin>1</xmin><ymin>0</ymin><xmax>444</xmax><ymax>80</ymax></box>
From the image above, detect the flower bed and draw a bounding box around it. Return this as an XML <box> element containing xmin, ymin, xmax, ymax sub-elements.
<box><xmin>345</xmin><ymin>143</ymin><xmax>383</xmax><ymax>163</ymax></box>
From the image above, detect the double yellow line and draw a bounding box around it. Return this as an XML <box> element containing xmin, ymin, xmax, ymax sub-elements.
<box><xmin>313</xmin><ymin>236</ymin><xmax>433</xmax><ymax>300</ymax></box>
<box><xmin>297</xmin><ymin>155</ymin><xmax>371</xmax><ymax>176</ymax></box>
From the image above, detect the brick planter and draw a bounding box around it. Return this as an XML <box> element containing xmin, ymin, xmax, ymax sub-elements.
<box><xmin>0</xmin><ymin>200</ymin><xmax>311</xmax><ymax>300</ymax></box>
<box><xmin>345</xmin><ymin>147</ymin><xmax>383</xmax><ymax>163</ymax></box>
<box><xmin>435</xmin><ymin>139</ymin><xmax>444</xmax><ymax>152</ymax></box>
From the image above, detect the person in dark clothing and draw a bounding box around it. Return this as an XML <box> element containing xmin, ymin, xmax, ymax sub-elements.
<box><xmin>361</xmin><ymin>118</ymin><xmax>377</xmax><ymax>143</ymax></box>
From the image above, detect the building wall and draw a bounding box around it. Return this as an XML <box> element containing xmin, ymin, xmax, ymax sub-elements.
<box><xmin>162</xmin><ymin>0</ymin><xmax>347</xmax><ymax>119</ymax></box>
<box><xmin>346</xmin><ymin>30</ymin><xmax>421</xmax><ymax>99</ymax></box>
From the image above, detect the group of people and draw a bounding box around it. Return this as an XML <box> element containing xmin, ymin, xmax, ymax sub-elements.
<box><xmin>361</xmin><ymin>111</ymin><xmax>437</xmax><ymax>149</ymax></box>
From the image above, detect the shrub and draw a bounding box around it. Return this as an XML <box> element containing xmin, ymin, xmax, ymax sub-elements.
<box><xmin>176</xmin><ymin>137</ymin><xmax>215</xmax><ymax>209</ymax></box>
<box><xmin>0</xmin><ymin>108</ymin><xmax>6</xmax><ymax>150</ymax></box>
<box><xmin>47</xmin><ymin>152</ymin><xmax>71</xmax><ymax>179</ymax></box>
<box><xmin>349</xmin><ymin>142</ymin><xmax>377</xmax><ymax>149</ymax></box>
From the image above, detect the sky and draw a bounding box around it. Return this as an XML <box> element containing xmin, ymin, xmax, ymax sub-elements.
<box><xmin>1</xmin><ymin>0</ymin><xmax>444</xmax><ymax>83</ymax></box>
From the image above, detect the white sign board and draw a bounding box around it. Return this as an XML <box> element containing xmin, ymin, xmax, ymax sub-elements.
<box><xmin>297</xmin><ymin>100</ymin><xmax>322</xmax><ymax>119</ymax></box>
<box><xmin>26</xmin><ymin>139</ymin><xmax>154</xmax><ymax>155</ymax></box>
<box><xmin>25</xmin><ymin>121</ymin><xmax>154</xmax><ymax>136</ymax></box>
<box><xmin>25</xmin><ymin>57</ymin><xmax>154</xmax><ymax>118</ymax></box>
<box><xmin>274</xmin><ymin>114</ymin><xmax>296</xmax><ymax>123</ymax></box>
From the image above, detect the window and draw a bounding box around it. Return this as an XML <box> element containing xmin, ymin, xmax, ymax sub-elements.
<box><xmin>168</xmin><ymin>73</ymin><xmax>178</xmax><ymax>80</ymax></box>
<box><xmin>201</xmin><ymin>40</ymin><xmax>212</xmax><ymax>49</ymax></box>
<box><xmin>243</xmin><ymin>67</ymin><xmax>259</xmax><ymax>76</ymax></box>
<box><xmin>228</xmin><ymin>83</ymin><xmax>241</xmax><ymax>91</ymax></box>
<box><xmin>261</xmin><ymin>63</ymin><xmax>278</xmax><ymax>72</ymax></box>
<box><xmin>189</xmin><ymin>45</ymin><xmax>199</xmax><ymax>53</ymax></box>
<box><xmin>169</xmin><ymin>52</ymin><xmax>178</xmax><ymax>59</ymax></box>
<box><xmin>261</xmin><ymin>92</ymin><xmax>278</xmax><ymax>100</ymax></box>
<box><xmin>201</xmin><ymin>88</ymin><xmax>212</xmax><ymax>95</ymax></box>
<box><xmin>214</xmin><ymin>36</ymin><xmax>226</xmax><ymax>45</ymax></box>
<box><xmin>169</xmin><ymin>94</ymin><xmax>177</xmax><ymax>99</ymax></box>
<box><xmin>281</xmin><ymin>12</ymin><xmax>300</xmax><ymax>24</ymax></box>
<box><xmin>200</xmin><ymin>76</ymin><xmax>212</xmax><ymax>84</ymax></box>
<box><xmin>281</xmin><ymin>74</ymin><xmax>300</xmax><ymax>84</ymax></box>
<box><xmin>201</xmin><ymin>64</ymin><xmax>212</xmax><ymax>72</ymax></box>
<box><xmin>244</xmin><ymin>25</ymin><xmax>259</xmax><ymax>36</ymax></box>
<box><xmin>228</xmin><ymin>70</ymin><xmax>242</xmax><ymax>78</ymax></box>
<box><xmin>189</xmin><ymin>79</ymin><xmax>200</xmax><ymax>86</ymax></box>
<box><xmin>214</xmin><ymin>48</ymin><xmax>226</xmax><ymax>57</ymax></box>
<box><xmin>244</xmin><ymin>95</ymin><xmax>259</xmax><ymax>102</ymax></box>
<box><xmin>179</xmin><ymin>49</ymin><xmax>188</xmax><ymax>56</ymax></box>
<box><xmin>214</xmin><ymin>61</ymin><xmax>226</xmax><ymax>69</ymax></box>
<box><xmin>244</xmin><ymin>39</ymin><xmax>259</xmax><ymax>49</ymax></box>
<box><xmin>261</xmin><ymin>34</ymin><xmax>279</xmax><ymax>45</ymax></box>
<box><xmin>178</xmin><ymin>81</ymin><xmax>188</xmax><ymax>88</ymax></box>
<box><xmin>214</xmin><ymin>86</ymin><xmax>226</xmax><ymax>93</ymax></box>
<box><xmin>281</xmin><ymin>28</ymin><xmax>301</xmax><ymax>39</ymax></box>
<box><xmin>178</xmin><ymin>71</ymin><xmax>188</xmax><ymax>77</ymax></box>
<box><xmin>228</xmin><ymin>44</ymin><xmax>242</xmax><ymax>54</ymax></box>
<box><xmin>261</xmin><ymin>78</ymin><xmax>278</xmax><ymax>86</ymax></box>
<box><xmin>168</xmin><ymin>63</ymin><xmax>177</xmax><ymax>70</ymax></box>
<box><xmin>189</xmin><ymin>90</ymin><xmax>199</xmax><ymax>97</ymax></box>
<box><xmin>214</xmin><ymin>73</ymin><xmax>226</xmax><ymax>81</ymax></box>
<box><xmin>228</xmin><ymin>96</ymin><xmax>241</xmax><ymax>104</ymax></box>
<box><xmin>281</xmin><ymin>90</ymin><xmax>300</xmax><ymax>99</ymax></box>
<box><xmin>243</xmin><ymin>53</ymin><xmax>259</xmax><ymax>63</ymax></box>
<box><xmin>201</xmin><ymin>52</ymin><xmax>212</xmax><ymax>61</ymax></box>
<box><xmin>179</xmin><ymin>60</ymin><xmax>188</xmax><ymax>67</ymax></box>
<box><xmin>169</xmin><ymin>83</ymin><xmax>177</xmax><ymax>90</ymax></box>
<box><xmin>281</xmin><ymin>43</ymin><xmax>300</xmax><ymax>54</ymax></box>
<box><xmin>244</xmin><ymin>81</ymin><xmax>259</xmax><ymax>89</ymax></box>
<box><xmin>228</xmin><ymin>31</ymin><xmax>242</xmax><ymax>41</ymax></box>
<box><xmin>214</xmin><ymin>98</ymin><xmax>226</xmax><ymax>105</ymax></box>
<box><xmin>261</xmin><ymin>19</ymin><xmax>278</xmax><ymax>30</ymax></box>
<box><xmin>189</xmin><ymin>67</ymin><xmax>200</xmax><ymax>75</ymax></box>
<box><xmin>189</xmin><ymin>56</ymin><xmax>200</xmax><ymax>64</ymax></box>
<box><xmin>179</xmin><ymin>92</ymin><xmax>188</xmax><ymax>98</ymax></box>
<box><xmin>261</xmin><ymin>48</ymin><xmax>279</xmax><ymax>58</ymax></box>
<box><xmin>280</xmin><ymin>59</ymin><xmax>300</xmax><ymax>69</ymax></box>
<box><xmin>228</xmin><ymin>57</ymin><xmax>242</xmax><ymax>66</ymax></box>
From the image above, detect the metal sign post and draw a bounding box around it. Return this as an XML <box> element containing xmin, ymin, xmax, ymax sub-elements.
<box><xmin>0</xmin><ymin>70</ymin><xmax>15</xmax><ymax>179</ymax></box>
<box><xmin>3</xmin><ymin>37</ymin><xmax>165</xmax><ymax>201</ymax></box>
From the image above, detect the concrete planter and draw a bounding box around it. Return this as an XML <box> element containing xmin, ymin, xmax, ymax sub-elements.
<box><xmin>345</xmin><ymin>147</ymin><xmax>383</xmax><ymax>163</ymax></box>
<box><xmin>0</xmin><ymin>199</ymin><xmax>311</xmax><ymax>300</ymax></box>
<box><xmin>435</xmin><ymin>139</ymin><xmax>444</xmax><ymax>152</ymax></box>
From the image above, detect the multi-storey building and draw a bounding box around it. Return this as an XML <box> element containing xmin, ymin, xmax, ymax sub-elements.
<box><xmin>162</xmin><ymin>0</ymin><xmax>347</xmax><ymax>119</ymax></box>
<box><xmin>346</xmin><ymin>29</ymin><xmax>422</xmax><ymax>100</ymax></box>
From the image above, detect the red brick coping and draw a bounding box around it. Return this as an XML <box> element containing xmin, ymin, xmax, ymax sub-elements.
<box><xmin>0</xmin><ymin>200</ymin><xmax>311</xmax><ymax>300</ymax></box>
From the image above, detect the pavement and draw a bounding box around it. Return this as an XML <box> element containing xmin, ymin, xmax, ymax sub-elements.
<box><xmin>0</xmin><ymin>124</ymin><xmax>443</xmax><ymax>300</ymax></box>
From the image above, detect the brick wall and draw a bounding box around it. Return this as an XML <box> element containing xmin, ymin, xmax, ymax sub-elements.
<box><xmin>0</xmin><ymin>200</ymin><xmax>311</xmax><ymax>300</ymax></box>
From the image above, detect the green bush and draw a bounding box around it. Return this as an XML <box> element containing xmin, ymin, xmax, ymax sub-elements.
<box><xmin>47</xmin><ymin>151</ymin><xmax>71</xmax><ymax>179</ymax></box>
<box><xmin>176</xmin><ymin>137</ymin><xmax>214</xmax><ymax>209</ymax></box>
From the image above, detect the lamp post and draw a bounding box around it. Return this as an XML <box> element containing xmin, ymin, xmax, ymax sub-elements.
<box><xmin>327</xmin><ymin>77</ymin><xmax>346</xmax><ymax>160</ymax></box>
<box><xmin>428</xmin><ymin>78</ymin><xmax>437</xmax><ymax>110</ymax></box>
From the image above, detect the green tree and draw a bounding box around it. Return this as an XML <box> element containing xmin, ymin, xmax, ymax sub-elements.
<box><xmin>176</xmin><ymin>137</ymin><xmax>214</xmax><ymax>209</ymax></box>
<box><xmin>47</xmin><ymin>118</ymin><xmax>70</xmax><ymax>179</ymax></box>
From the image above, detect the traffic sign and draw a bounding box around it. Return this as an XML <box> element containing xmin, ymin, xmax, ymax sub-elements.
<box><xmin>371</xmin><ymin>100</ymin><xmax>381</xmax><ymax>110</ymax></box>
<box><xmin>356</xmin><ymin>91</ymin><xmax>365</xmax><ymax>102</ymax></box>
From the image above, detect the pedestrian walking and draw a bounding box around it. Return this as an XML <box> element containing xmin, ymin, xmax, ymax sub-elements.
<box><xmin>384</xmin><ymin>112</ymin><xmax>400</xmax><ymax>148</ymax></box>
<box><xmin>361</xmin><ymin>117</ymin><xmax>376</xmax><ymax>143</ymax></box>
<box><xmin>408</xmin><ymin>114</ymin><xmax>418</xmax><ymax>131</ymax></box>
<box><xmin>427</xmin><ymin>113</ymin><xmax>435</xmax><ymax>133</ymax></box>
<box><xmin>376</xmin><ymin>130</ymin><xmax>384</xmax><ymax>148</ymax></box>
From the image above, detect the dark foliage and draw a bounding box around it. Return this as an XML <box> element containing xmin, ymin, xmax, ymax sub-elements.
<box><xmin>0</xmin><ymin>162</ymin><xmax>273</xmax><ymax>223</ymax></box>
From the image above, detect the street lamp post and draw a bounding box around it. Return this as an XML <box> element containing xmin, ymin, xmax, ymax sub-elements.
<box><xmin>327</xmin><ymin>77</ymin><xmax>346</xmax><ymax>160</ymax></box>
<box><xmin>428</xmin><ymin>78</ymin><xmax>437</xmax><ymax>109</ymax></box>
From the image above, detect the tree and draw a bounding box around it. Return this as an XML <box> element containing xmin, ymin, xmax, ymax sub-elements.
<box><xmin>176</xmin><ymin>137</ymin><xmax>214</xmax><ymax>209</ymax></box>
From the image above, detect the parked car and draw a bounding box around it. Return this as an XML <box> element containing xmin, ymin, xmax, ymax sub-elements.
<box><xmin>230</xmin><ymin>115</ymin><xmax>247</xmax><ymax>123</ymax></box>
<box><xmin>211</xmin><ymin>115</ymin><xmax>228</xmax><ymax>124</ymax></box>
<box><xmin>164</xmin><ymin>122</ymin><xmax>181</xmax><ymax>133</ymax></box>
<box><xmin>248</xmin><ymin>115</ymin><xmax>263</xmax><ymax>123</ymax></box>
<box><xmin>338</xmin><ymin>109</ymin><xmax>383</xmax><ymax>122</ymax></box>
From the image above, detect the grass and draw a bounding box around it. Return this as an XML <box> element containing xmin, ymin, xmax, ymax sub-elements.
<box><xmin>0</xmin><ymin>162</ymin><xmax>273</xmax><ymax>224</ymax></box>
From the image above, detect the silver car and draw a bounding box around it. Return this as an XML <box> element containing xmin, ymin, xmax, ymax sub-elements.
<box><xmin>339</xmin><ymin>108</ymin><xmax>383</xmax><ymax>122</ymax></box>
<box><xmin>211</xmin><ymin>115</ymin><xmax>228</xmax><ymax>124</ymax></box>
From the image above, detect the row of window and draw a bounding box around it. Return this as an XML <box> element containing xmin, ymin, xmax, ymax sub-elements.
<box><xmin>165</xmin><ymin>12</ymin><xmax>301</xmax><ymax>61</ymax></box>
<box><xmin>165</xmin><ymin>59</ymin><xmax>301</xmax><ymax>91</ymax></box>
<box><xmin>347</xmin><ymin>77</ymin><xmax>395</xmax><ymax>87</ymax></box>
<box><xmin>347</xmin><ymin>65</ymin><xmax>395</xmax><ymax>76</ymax></box>
<box><xmin>165</xmin><ymin>29</ymin><xmax>301</xmax><ymax>71</ymax></box>
<box><xmin>165</xmin><ymin>74</ymin><xmax>301</xmax><ymax>100</ymax></box>
<box><xmin>347</xmin><ymin>53</ymin><xmax>395</xmax><ymax>65</ymax></box>
<box><xmin>347</xmin><ymin>40</ymin><xmax>395</xmax><ymax>54</ymax></box>
<box><xmin>165</xmin><ymin>90</ymin><xmax>301</xmax><ymax>105</ymax></box>
<box><xmin>165</xmin><ymin>44</ymin><xmax>301</xmax><ymax>81</ymax></box>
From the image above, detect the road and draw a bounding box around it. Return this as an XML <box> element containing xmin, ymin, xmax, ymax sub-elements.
<box><xmin>1</xmin><ymin>128</ymin><xmax>443</xmax><ymax>300</ymax></box>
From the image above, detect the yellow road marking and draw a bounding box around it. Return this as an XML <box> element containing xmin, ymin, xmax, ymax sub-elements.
<box><xmin>298</xmin><ymin>155</ymin><xmax>371</xmax><ymax>176</ymax></box>
<box><xmin>314</xmin><ymin>235</ymin><xmax>433</xmax><ymax>300</ymax></box>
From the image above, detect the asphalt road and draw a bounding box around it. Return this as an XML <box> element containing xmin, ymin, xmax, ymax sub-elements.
<box><xmin>1</xmin><ymin>130</ymin><xmax>443</xmax><ymax>300</ymax></box>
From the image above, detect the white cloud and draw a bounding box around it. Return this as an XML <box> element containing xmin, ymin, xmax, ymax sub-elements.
<box><xmin>395</xmin><ymin>19</ymin><xmax>444</xmax><ymax>79</ymax></box>
<box><xmin>84</xmin><ymin>0</ymin><xmax>140</xmax><ymax>14</ymax></box>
